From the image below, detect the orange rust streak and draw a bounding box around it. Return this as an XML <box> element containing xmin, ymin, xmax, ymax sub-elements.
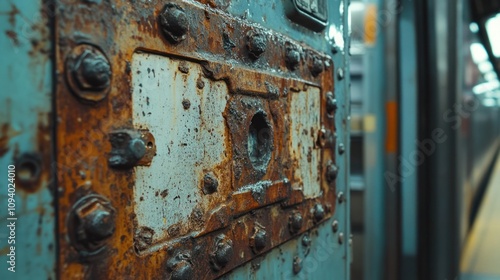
<box><xmin>385</xmin><ymin>101</ymin><xmax>398</xmax><ymax>153</ymax></box>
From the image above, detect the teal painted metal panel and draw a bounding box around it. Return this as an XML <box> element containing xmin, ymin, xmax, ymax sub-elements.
<box><xmin>225</xmin><ymin>0</ymin><xmax>351</xmax><ymax>278</ymax></box>
<box><xmin>0</xmin><ymin>0</ymin><xmax>55</xmax><ymax>279</ymax></box>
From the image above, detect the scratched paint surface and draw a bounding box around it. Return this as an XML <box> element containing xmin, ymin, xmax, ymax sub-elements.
<box><xmin>132</xmin><ymin>53</ymin><xmax>230</xmax><ymax>247</ymax></box>
<box><xmin>290</xmin><ymin>87</ymin><xmax>322</xmax><ymax>198</ymax></box>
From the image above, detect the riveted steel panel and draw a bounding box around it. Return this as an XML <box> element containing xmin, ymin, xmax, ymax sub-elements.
<box><xmin>53</xmin><ymin>0</ymin><xmax>345</xmax><ymax>279</ymax></box>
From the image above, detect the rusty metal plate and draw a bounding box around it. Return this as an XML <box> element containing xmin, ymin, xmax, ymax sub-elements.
<box><xmin>55</xmin><ymin>0</ymin><xmax>336</xmax><ymax>278</ymax></box>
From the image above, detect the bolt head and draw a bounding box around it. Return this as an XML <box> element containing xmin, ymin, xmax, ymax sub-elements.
<box><xmin>167</xmin><ymin>253</ymin><xmax>193</xmax><ymax>280</ymax></box>
<box><xmin>72</xmin><ymin>196</ymin><xmax>116</xmax><ymax>252</ymax></box>
<box><xmin>203</xmin><ymin>172</ymin><xmax>218</xmax><ymax>194</ymax></box>
<box><xmin>337</xmin><ymin>192</ymin><xmax>345</xmax><ymax>204</ymax></box>
<box><xmin>247</xmin><ymin>32</ymin><xmax>267</xmax><ymax>59</ymax></box>
<box><xmin>338</xmin><ymin>232</ymin><xmax>344</xmax><ymax>244</ymax></box>
<box><xmin>338</xmin><ymin>143</ymin><xmax>345</xmax><ymax>155</ymax></box>
<box><xmin>210</xmin><ymin>234</ymin><xmax>233</xmax><ymax>271</ymax></box>
<box><xmin>250</xmin><ymin>228</ymin><xmax>267</xmax><ymax>252</ymax></box>
<box><xmin>285</xmin><ymin>46</ymin><xmax>301</xmax><ymax>70</ymax></box>
<box><xmin>326</xmin><ymin>162</ymin><xmax>338</xmax><ymax>183</ymax></box>
<box><xmin>326</xmin><ymin>92</ymin><xmax>337</xmax><ymax>115</ymax></box>
<box><xmin>337</xmin><ymin>68</ymin><xmax>344</xmax><ymax>80</ymax></box>
<box><xmin>66</xmin><ymin>45</ymin><xmax>111</xmax><ymax>102</ymax></box>
<box><xmin>310</xmin><ymin>56</ymin><xmax>324</xmax><ymax>76</ymax></box>
<box><xmin>313</xmin><ymin>204</ymin><xmax>325</xmax><ymax>222</ymax></box>
<box><xmin>293</xmin><ymin>256</ymin><xmax>302</xmax><ymax>274</ymax></box>
<box><xmin>159</xmin><ymin>4</ymin><xmax>189</xmax><ymax>43</ymax></box>
<box><xmin>289</xmin><ymin>212</ymin><xmax>303</xmax><ymax>234</ymax></box>
<box><xmin>332</xmin><ymin>220</ymin><xmax>339</xmax><ymax>233</ymax></box>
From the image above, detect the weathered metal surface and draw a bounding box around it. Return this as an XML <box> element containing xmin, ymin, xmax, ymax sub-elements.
<box><xmin>54</xmin><ymin>0</ymin><xmax>344</xmax><ymax>279</ymax></box>
<box><xmin>0</xmin><ymin>0</ymin><xmax>55</xmax><ymax>278</ymax></box>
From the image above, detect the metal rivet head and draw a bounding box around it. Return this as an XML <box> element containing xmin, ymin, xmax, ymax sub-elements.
<box><xmin>210</xmin><ymin>234</ymin><xmax>233</xmax><ymax>271</ymax></box>
<box><xmin>159</xmin><ymin>3</ymin><xmax>189</xmax><ymax>43</ymax></box>
<box><xmin>302</xmin><ymin>234</ymin><xmax>311</xmax><ymax>247</ymax></box>
<box><xmin>250</xmin><ymin>228</ymin><xmax>267</xmax><ymax>253</ymax></box>
<box><xmin>313</xmin><ymin>204</ymin><xmax>325</xmax><ymax>223</ymax></box>
<box><xmin>247</xmin><ymin>31</ymin><xmax>267</xmax><ymax>59</ymax></box>
<box><xmin>167</xmin><ymin>252</ymin><xmax>193</xmax><ymax>280</ymax></box>
<box><xmin>289</xmin><ymin>212</ymin><xmax>303</xmax><ymax>234</ymax></box>
<box><xmin>337</xmin><ymin>68</ymin><xmax>344</xmax><ymax>80</ymax></box>
<box><xmin>202</xmin><ymin>172</ymin><xmax>218</xmax><ymax>194</ymax></box>
<box><xmin>326</xmin><ymin>161</ymin><xmax>338</xmax><ymax>183</ymax></box>
<box><xmin>337</xmin><ymin>192</ymin><xmax>345</xmax><ymax>204</ymax></box>
<box><xmin>285</xmin><ymin>45</ymin><xmax>301</xmax><ymax>70</ymax></box>
<box><xmin>70</xmin><ymin>195</ymin><xmax>116</xmax><ymax>253</ymax></box>
<box><xmin>293</xmin><ymin>256</ymin><xmax>302</xmax><ymax>274</ymax></box>
<box><xmin>338</xmin><ymin>232</ymin><xmax>344</xmax><ymax>244</ymax></box>
<box><xmin>326</xmin><ymin>91</ymin><xmax>337</xmax><ymax>115</ymax></box>
<box><xmin>332</xmin><ymin>220</ymin><xmax>339</xmax><ymax>233</ymax></box>
<box><xmin>66</xmin><ymin>45</ymin><xmax>111</xmax><ymax>103</ymax></box>
<box><xmin>311</xmin><ymin>56</ymin><xmax>324</xmax><ymax>76</ymax></box>
<box><xmin>338</xmin><ymin>143</ymin><xmax>345</xmax><ymax>155</ymax></box>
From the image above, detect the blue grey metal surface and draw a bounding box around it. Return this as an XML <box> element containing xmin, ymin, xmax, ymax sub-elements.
<box><xmin>0</xmin><ymin>0</ymin><xmax>56</xmax><ymax>279</ymax></box>
<box><xmin>225</xmin><ymin>0</ymin><xmax>351</xmax><ymax>278</ymax></box>
<box><xmin>398</xmin><ymin>0</ymin><xmax>418</xmax><ymax>277</ymax></box>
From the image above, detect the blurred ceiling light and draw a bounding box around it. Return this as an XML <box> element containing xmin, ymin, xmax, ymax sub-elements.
<box><xmin>469</xmin><ymin>22</ymin><xmax>479</xmax><ymax>33</ymax></box>
<box><xmin>470</xmin><ymin>43</ymin><xmax>489</xmax><ymax>63</ymax></box>
<box><xmin>485</xmin><ymin>13</ymin><xmax>500</xmax><ymax>57</ymax></box>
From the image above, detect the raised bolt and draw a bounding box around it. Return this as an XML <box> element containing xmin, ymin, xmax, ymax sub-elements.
<box><xmin>338</xmin><ymin>232</ymin><xmax>344</xmax><ymax>244</ymax></box>
<box><xmin>210</xmin><ymin>234</ymin><xmax>233</xmax><ymax>271</ymax></box>
<box><xmin>108</xmin><ymin>131</ymin><xmax>147</xmax><ymax>168</ymax></box>
<box><xmin>73</xmin><ymin>50</ymin><xmax>111</xmax><ymax>91</ymax></box>
<box><xmin>247</xmin><ymin>31</ymin><xmax>267</xmax><ymax>59</ymax></box>
<box><xmin>159</xmin><ymin>3</ymin><xmax>188</xmax><ymax>43</ymax></box>
<box><xmin>326</xmin><ymin>92</ymin><xmax>337</xmax><ymax>115</ymax></box>
<box><xmin>202</xmin><ymin>172</ymin><xmax>218</xmax><ymax>194</ymax></box>
<box><xmin>302</xmin><ymin>234</ymin><xmax>311</xmax><ymax>247</ymax></box>
<box><xmin>72</xmin><ymin>196</ymin><xmax>116</xmax><ymax>252</ymax></box>
<box><xmin>289</xmin><ymin>212</ymin><xmax>303</xmax><ymax>234</ymax></box>
<box><xmin>338</xmin><ymin>143</ymin><xmax>345</xmax><ymax>155</ymax></box>
<box><xmin>285</xmin><ymin>45</ymin><xmax>300</xmax><ymax>70</ymax></box>
<box><xmin>293</xmin><ymin>256</ymin><xmax>302</xmax><ymax>274</ymax></box>
<box><xmin>250</xmin><ymin>228</ymin><xmax>267</xmax><ymax>252</ymax></box>
<box><xmin>332</xmin><ymin>220</ymin><xmax>339</xmax><ymax>233</ymax></box>
<box><xmin>326</xmin><ymin>162</ymin><xmax>338</xmax><ymax>183</ymax></box>
<box><xmin>337</xmin><ymin>192</ymin><xmax>345</xmax><ymax>204</ymax></box>
<box><xmin>311</xmin><ymin>56</ymin><xmax>324</xmax><ymax>76</ymax></box>
<box><xmin>167</xmin><ymin>252</ymin><xmax>193</xmax><ymax>280</ymax></box>
<box><xmin>313</xmin><ymin>204</ymin><xmax>325</xmax><ymax>222</ymax></box>
<box><xmin>337</xmin><ymin>68</ymin><xmax>344</xmax><ymax>80</ymax></box>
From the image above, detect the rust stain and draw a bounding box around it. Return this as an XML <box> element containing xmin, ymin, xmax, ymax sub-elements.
<box><xmin>55</xmin><ymin>0</ymin><xmax>336</xmax><ymax>278</ymax></box>
<box><xmin>0</xmin><ymin>123</ymin><xmax>10</xmax><ymax>157</ymax></box>
<box><xmin>5</xmin><ymin>30</ymin><xmax>19</xmax><ymax>46</ymax></box>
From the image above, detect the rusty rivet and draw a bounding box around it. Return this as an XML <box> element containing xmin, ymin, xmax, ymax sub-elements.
<box><xmin>202</xmin><ymin>172</ymin><xmax>218</xmax><ymax>194</ymax></box>
<box><xmin>337</xmin><ymin>192</ymin><xmax>345</xmax><ymax>204</ymax></box>
<box><xmin>182</xmin><ymin>98</ymin><xmax>191</xmax><ymax>110</ymax></box>
<box><xmin>332</xmin><ymin>220</ymin><xmax>339</xmax><ymax>233</ymax></box>
<box><xmin>250</xmin><ymin>228</ymin><xmax>267</xmax><ymax>252</ymax></box>
<box><xmin>337</xmin><ymin>68</ymin><xmax>344</xmax><ymax>80</ymax></box>
<box><xmin>167</xmin><ymin>252</ymin><xmax>193</xmax><ymax>280</ymax></box>
<box><xmin>326</xmin><ymin>91</ymin><xmax>337</xmax><ymax>115</ymax></box>
<box><xmin>326</xmin><ymin>162</ymin><xmax>338</xmax><ymax>183</ymax></box>
<box><xmin>210</xmin><ymin>234</ymin><xmax>233</xmax><ymax>271</ymax></box>
<box><xmin>66</xmin><ymin>45</ymin><xmax>111</xmax><ymax>102</ymax></box>
<box><xmin>109</xmin><ymin>130</ymin><xmax>147</xmax><ymax>168</ymax></box>
<box><xmin>247</xmin><ymin>31</ymin><xmax>267</xmax><ymax>59</ymax></box>
<box><xmin>302</xmin><ymin>234</ymin><xmax>311</xmax><ymax>247</ymax></box>
<box><xmin>311</xmin><ymin>56</ymin><xmax>324</xmax><ymax>76</ymax></box>
<box><xmin>338</xmin><ymin>232</ymin><xmax>344</xmax><ymax>244</ymax></box>
<box><xmin>293</xmin><ymin>256</ymin><xmax>302</xmax><ymax>274</ymax></box>
<box><xmin>289</xmin><ymin>212</ymin><xmax>303</xmax><ymax>234</ymax></box>
<box><xmin>285</xmin><ymin>45</ymin><xmax>301</xmax><ymax>70</ymax></box>
<box><xmin>313</xmin><ymin>204</ymin><xmax>325</xmax><ymax>223</ymax></box>
<box><xmin>159</xmin><ymin>3</ymin><xmax>188</xmax><ymax>43</ymax></box>
<box><xmin>338</xmin><ymin>143</ymin><xmax>345</xmax><ymax>155</ymax></box>
<box><xmin>70</xmin><ymin>195</ymin><xmax>116</xmax><ymax>253</ymax></box>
